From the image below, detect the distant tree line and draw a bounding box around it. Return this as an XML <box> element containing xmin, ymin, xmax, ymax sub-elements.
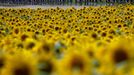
<box><xmin>0</xmin><ymin>0</ymin><xmax>134</xmax><ymax>5</ymax></box>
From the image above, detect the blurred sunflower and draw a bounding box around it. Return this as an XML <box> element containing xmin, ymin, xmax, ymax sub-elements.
<box><xmin>59</xmin><ymin>50</ymin><xmax>91</xmax><ymax>75</ymax></box>
<box><xmin>1</xmin><ymin>50</ymin><xmax>38</xmax><ymax>75</ymax></box>
<box><xmin>24</xmin><ymin>38</ymin><xmax>38</xmax><ymax>51</ymax></box>
<box><xmin>99</xmin><ymin>37</ymin><xmax>134</xmax><ymax>75</ymax></box>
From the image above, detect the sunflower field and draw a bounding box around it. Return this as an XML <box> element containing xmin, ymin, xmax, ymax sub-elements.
<box><xmin>0</xmin><ymin>4</ymin><xmax>134</xmax><ymax>75</ymax></box>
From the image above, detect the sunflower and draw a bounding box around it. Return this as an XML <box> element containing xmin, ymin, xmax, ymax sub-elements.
<box><xmin>0</xmin><ymin>36</ymin><xmax>17</xmax><ymax>54</ymax></box>
<box><xmin>81</xmin><ymin>41</ymin><xmax>98</xmax><ymax>59</ymax></box>
<box><xmin>1</xmin><ymin>50</ymin><xmax>38</xmax><ymax>75</ymax></box>
<box><xmin>11</xmin><ymin>26</ymin><xmax>21</xmax><ymax>37</ymax></box>
<box><xmin>33</xmin><ymin>39</ymin><xmax>54</xmax><ymax>57</ymax></box>
<box><xmin>99</xmin><ymin>37</ymin><xmax>134</xmax><ymax>75</ymax></box>
<box><xmin>106</xmin><ymin>38</ymin><xmax>133</xmax><ymax>64</ymax></box>
<box><xmin>0</xmin><ymin>52</ymin><xmax>7</xmax><ymax>70</ymax></box>
<box><xmin>19</xmin><ymin>33</ymin><xmax>30</xmax><ymax>41</ymax></box>
<box><xmin>59</xmin><ymin>49</ymin><xmax>91</xmax><ymax>75</ymax></box>
<box><xmin>24</xmin><ymin>38</ymin><xmax>38</xmax><ymax>51</ymax></box>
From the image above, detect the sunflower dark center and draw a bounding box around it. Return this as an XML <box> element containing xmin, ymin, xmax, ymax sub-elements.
<box><xmin>0</xmin><ymin>58</ymin><xmax>4</xmax><ymax>68</ymax></box>
<box><xmin>88</xmin><ymin>51</ymin><xmax>94</xmax><ymax>57</ymax></box>
<box><xmin>27</xmin><ymin>42</ymin><xmax>35</xmax><ymax>49</ymax></box>
<box><xmin>42</xmin><ymin>44</ymin><xmax>51</xmax><ymax>52</ymax></box>
<box><xmin>113</xmin><ymin>49</ymin><xmax>128</xmax><ymax>63</ymax></box>
<box><xmin>70</xmin><ymin>57</ymin><xmax>84</xmax><ymax>71</ymax></box>
<box><xmin>14</xmin><ymin>66</ymin><xmax>30</xmax><ymax>75</ymax></box>
<box><xmin>21</xmin><ymin>34</ymin><xmax>28</xmax><ymax>41</ymax></box>
<box><xmin>91</xmin><ymin>33</ymin><xmax>97</xmax><ymax>39</ymax></box>
<box><xmin>101</xmin><ymin>32</ymin><xmax>106</xmax><ymax>37</ymax></box>
<box><xmin>14</xmin><ymin>28</ymin><xmax>19</xmax><ymax>34</ymax></box>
